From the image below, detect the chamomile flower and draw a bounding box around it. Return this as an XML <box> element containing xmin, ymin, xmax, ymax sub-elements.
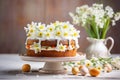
<box><xmin>55</xmin><ymin>30</ymin><xmax>62</xmax><ymax>37</ymax></box>
<box><xmin>63</xmin><ymin>24</ymin><xmax>69</xmax><ymax>29</ymax></box>
<box><xmin>58</xmin><ymin>44</ymin><xmax>66</xmax><ymax>51</ymax></box>
<box><xmin>29</xmin><ymin>28</ymin><xmax>34</xmax><ymax>33</ymax></box>
<box><xmin>47</xmin><ymin>25</ymin><xmax>54</xmax><ymax>32</ymax></box>
<box><xmin>30</xmin><ymin>42</ymin><xmax>41</xmax><ymax>53</ymax></box>
<box><xmin>27</xmin><ymin>22</ymin><xmax>36</xmax><ymax>32</ymax></box>
<box><xmin>30</xmin><ymin>22</ymin><xmax>37</xmax><ymax>28</ymax></box>
<box><xmin>53</xmin><ymin>21</ymin><xmax>62</xmax><ymax>27</ymax></box>
<box><xmin>27</xmin><ymin>32</ymin><xmax>31</xmax><ymax>37</ymax></box>
<box><xmin>38</xmin><ymin>32</ymin><xmax>43</xmax><ymax>38</ymax></box>
<box><xmin>63</xmin><ymin>32</ymin><xmax>69</xmax><ymax>37</ymax></box>
<box><xmin>45</xmin><ymin>32</ymin><xmax>51</xmax><ymax>39</ymax></box>
<box><xmin>37</xmin><ymin>23</ymin><xmax>45</xmax><ymax>31</ymax></box>
<box><xmin>72</xmin><ymin>31</ymin><xmax>80</xmax><ymax>38</ymax></box>
<box><xmin>85</xmin><ymin>60</ymin><xmax>93</xmax><ymax>68</ymax></box>
<box><xmin>95</xmin><ymin>64</ymin><xmax>103</xmax><ymax>71</ymax></box>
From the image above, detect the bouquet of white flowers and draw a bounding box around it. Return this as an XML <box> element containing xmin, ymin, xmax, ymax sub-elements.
<box><xmin>70</xmin><ymin>3</ymin><xmax>120</xmax><ymax>39</ymax></box>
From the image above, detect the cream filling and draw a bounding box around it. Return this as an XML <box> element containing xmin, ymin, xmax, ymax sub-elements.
<box><xmin>28</xmin><ymin>46</ymin><xmax>75</xmax><ymax>51</ymax></box>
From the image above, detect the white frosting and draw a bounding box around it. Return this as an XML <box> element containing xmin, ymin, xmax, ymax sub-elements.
<box><xmin>68</xmin><ymin>39</ymin><xmax>73</xmax><ymax>50</ymax></box>
<box><xmin>56</xmin><ymin>39</ymin><xmax>60</xmax><ymax>51</ymax></box>
<box><xmin>38</xmin><ymin>39</ymin><xmax>41</xmax><ymax>52</ymax></box>
<box><xmin>24</xmin><ymin>21</ymin><xmax>80</xmax><ymax>53</ymax></box>
<box><xmin>74</xmin><ymin>38</ymin><xmax>79</xmax><ymax>48</ymax></box>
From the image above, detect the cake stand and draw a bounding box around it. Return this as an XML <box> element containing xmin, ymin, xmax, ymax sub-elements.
<box><xmin>20</xmin><ymin>53</ymin><xmax>86</xmax><ymax>74</ymax></box>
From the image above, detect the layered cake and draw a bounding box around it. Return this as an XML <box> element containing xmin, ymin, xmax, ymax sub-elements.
<box><xmin>24</xmin><ymin>21</ymin><xmax>80</xmax><ymax>57</ymax></box>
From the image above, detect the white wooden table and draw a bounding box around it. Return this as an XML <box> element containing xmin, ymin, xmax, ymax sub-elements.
<box><xmin>0</xmin><ymin>54</ymin><xmax>120</xmax><ymax>80</ymax></box>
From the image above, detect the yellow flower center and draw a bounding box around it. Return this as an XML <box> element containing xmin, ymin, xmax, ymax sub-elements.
<box><xmin>27</xmin><ymin>33</ymin><xmax>31</xmax><ymax>37</ymax></box>
<box><xmin>77</xmin><ymin>62</ymin><xmax>81</xmax><ymax>65</ymax></box>
<box><xmin>97</xmin><ymin>67</ymin><xmax>102</xmax><ymax>71</ymax></box>
<box><xmin>30</xmin><ymin>25</ymin><xmax>33</xmax><ymax>28</ymax></box>
<box><xmin>30</xmin><ymin>29</ymin><xmax>34</xmax><ymax>33</ymax></box>
<box><xmin>38</xmin><ymin>32</ymin><xmax>43</xmax><ymax>37</ymax></box>
<box><xmin>86</xmin><ymin>63</ymin><xmax>90</xmax><ymax>67</ymax></box>
<box><xmin>46</xmin><ymin>33</ymin><xmax>50</xmax><ymax>37</ymax></box>
<box><xmin>60</xmin><ymin>46</ymin><xmax>64</xmax><ymax>50</ymax></box>
<box><xmin>39</xmin><ymin>25</ymin><xmax>44</xmax><ymax>30</ymax></box>
<box><xmin>56</xmin><ymin>31</ymin><xmax>61</xmax><ymax>36</ymax></box>
<box><xmin>49</xmin><ymin>28</ymin><xmax>53</xmax><ymax>31</ymax></box>
<box><xmin>53</xmin><ymin>22</ymin><xmax>57</xmax><ymax>26</ymax></box>
<box><xmin>36</xmin><ymin>47</ymin><xmax>40</xmax><ymax>51</ymax></box>
<box><xmin>63</xmin><ymin>25</ymin><xmax>68</xmax><ymax>29</ymax></box>
<box><xmin>64</xmin><ymin>32</ymin><xmax>68</xmax><ymax>37</ymax></box>
<box><xmin>73</xmin><ymin>32</ymin><xmax>78</xmax><ymax>37</ymax></box>
<box><xmin>34</xmin><ymin>43</ymin><xmax>39</xmax><ymax>48</ymax></box>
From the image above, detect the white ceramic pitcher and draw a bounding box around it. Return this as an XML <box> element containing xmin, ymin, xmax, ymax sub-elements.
<box><xmin>86</xmin><ymin>37</ymin><xmax>114</xmax><ymax>59</ymax></box>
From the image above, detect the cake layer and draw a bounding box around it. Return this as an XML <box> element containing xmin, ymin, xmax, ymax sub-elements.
<box><xmin>26</xmin><ymin>39</ymin><xmax>75</xmax><ymax>47</ymax></box>
<box><xmin>26</xmin><ymin>39</ymin><xmax>77</xmax><ymax>57</ymax></box>
<box><xmin>27</xmin><ymin>49</ymin><xmax>77</xmax><ymax>57</ymax></box>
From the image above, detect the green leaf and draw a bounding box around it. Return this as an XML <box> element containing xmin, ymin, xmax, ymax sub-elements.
<box><xmin>101</xmin><ymin>17</ymin><xmax>110</xmax><ymax>39</ymax></box>
<box><xmin>90</xmin><ymin>17</ymin><xmax>100</xmax><ymax>39</ymax></box>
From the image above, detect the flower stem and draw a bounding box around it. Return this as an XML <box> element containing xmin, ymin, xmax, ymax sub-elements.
<box><xmin>101</xmin><ymin>18</ymin><xmax>110</xmax><ymax>39</ymax></box>
<box><xmin>84</xmin><ymin>26</ymin><xmax>93</xmax><ymax>37</ymax></box>
<box><xmin>90</xmin><ymin>17</ymin><xmax>100</xmax><ymax>39</ymax></box>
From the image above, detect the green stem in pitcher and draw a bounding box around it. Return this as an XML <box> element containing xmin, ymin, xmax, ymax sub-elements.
<box><xmin>101</xmin><ymin>18</ymin><xmax>110</xmax><ymax>39</ymax></box>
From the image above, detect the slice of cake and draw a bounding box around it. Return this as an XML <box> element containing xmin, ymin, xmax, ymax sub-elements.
<box><xmin>24</xmin><ymin>21</ymin><xmax>80</xmax><ymax>57</ymax></box>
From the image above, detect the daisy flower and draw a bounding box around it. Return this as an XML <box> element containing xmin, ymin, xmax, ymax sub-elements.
<box><xmin>85</xmin><ymin>60</ymin><xmax>93</xmax><ymax>68</ymax></box>
<box><xmin>58</xmin><ymin>44</ymin><xmax>66</xmax><ymax>51</ymax></box>
<box><xmin>45</xmin><ymin>32</ymin><xmax>51</xmax><ymax>39</ymax></box>
<box><xmin>37</xmin><ymin>23</ymin><xmax>45</xmax><ymax>31</ymax></box>
<box><xmin>30</xmin><ymin>42</ymin><xmax>41</xmax><ymax>53</ymax></box>
<box><xmin>55</xmin><ymin>30</ymin><xmax>62</xmax><ymax>37</ymax></box>
<box><xmin>38</xmin><ymin>32</ymin><xmax>43</xmax><ymax>38</ymax></box>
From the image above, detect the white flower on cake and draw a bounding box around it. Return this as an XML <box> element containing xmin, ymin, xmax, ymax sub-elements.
<box><xmin>47</xmin><ymin>25</ymin><xmax>55</xmax><ymax>32</ymax></box>
<box><xmin>30</xmin><ymin>42</ymin><xmax>41</xmax><ymax>53</ymax></box>
<box><xmin>45</xmin><ymin>32</ymin><xmax>51</xmax><ymax>39</ymax></box>
<box><xmin>53</xmin><ymin>21</ymin><xmax>62</xmax><ymax>27</ymax></box>
<box><xmin>27</xmin><ymin>32</ymin><xmax>31</xmax><ymax>37</ymax></box>
<box><xmin>25</xmin><ymin>22</ymin><xmax>38</xmax><ymax>37</ymax></box>
<box><xmin>72</xmin><ymin>31</ymin><xmax>80</xmax><ymax>38</ymax></box>
<box><xmin>37</xmin><ymin>23</ymin><xmax>45</xmax><ymax>31</ymax></box>
<box><xmin>55</xmin><ymin>30</ymin><xmax>61</xmax><ymax>37</ymax></box>
<box><xmin>28</xmin><ymin>22</ymin><xmax>37</xmax><ymax>31</ymax></box>
<box><xmin>63</xmin><ymin>32</ymin><xmax>69</xmax><ymax>37</ymax></box>
<box><xmin>69</xmin><ymin>27</ymin><xmax>76</xmax><ymax>31</ymax></box>
<box><xmin>57</xmin><ymin>44</ymin><xmax>66</xmax><ymax>51</ymax></box>
<box><xmin>62</xmin><ymin>24</ymin><xmax>69</xmax><ymax>29</ymax></box>
<box><xmin>24</xmin><ymin>21</ymin><xmax>80</xmax><ymax>40</ymax></box>
<box><xmin>38</xmin><ymin>32</ymin><xmax>43</xmax><ymax>38</ymax></box>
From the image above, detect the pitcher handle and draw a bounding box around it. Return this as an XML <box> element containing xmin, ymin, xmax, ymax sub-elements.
<box><xmin>104</xmin><ymin>37</ymin><xmax>114</xmax><ymax>55</ymax></box>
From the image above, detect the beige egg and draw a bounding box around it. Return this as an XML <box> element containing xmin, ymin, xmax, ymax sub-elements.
<box><xmin>89</xmin><ymin>68</ymin><xmax>100</xmax><ymax>77</ymax></box>
<box><xmin>72</xmin><ymin>67</ymin><xmax>79</xmax><ymax>75</ymax></box>
<box><xmin>79</xmin><ymin>65</ymin><xmax>89</xmax><ymax>76</ymax></box>
<box><xmin>104</xmin><ymin>63</ymin><xmax>112</xmax><ymax>72</ymax></box>
<box><xmin>22</xmin><ymin>64</ymin><xmax>31</xmax><ymax>72</ymax></box>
